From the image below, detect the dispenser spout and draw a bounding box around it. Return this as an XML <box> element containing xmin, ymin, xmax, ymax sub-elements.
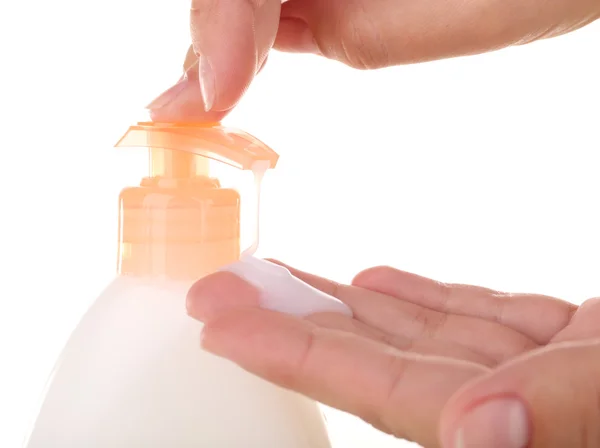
<box><xmin>114</xmin><ymin>121</ymin><xmax>280</xmax><ymax>280</ymax></box>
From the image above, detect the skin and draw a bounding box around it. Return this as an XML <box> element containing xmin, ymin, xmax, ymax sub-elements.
<box><xmin>146</xmin><ymin>1</ymin><xmax>600</xmax><ymax>446</ymax></box>
<box><xmin>187</xmin><ymin>264</ymin><xmax>600</xmax><ymax>448</ymax></box>
<box><xmin>147</xmin><ymin>0</ymin><xmax>600</xmax><ymax>120</ymax></box>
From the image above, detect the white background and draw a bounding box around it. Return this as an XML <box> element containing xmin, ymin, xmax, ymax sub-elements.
<box><xmin>0</xmin><ymin>1</ymin><xmax>599</xmax><ymax>447</ymax></box>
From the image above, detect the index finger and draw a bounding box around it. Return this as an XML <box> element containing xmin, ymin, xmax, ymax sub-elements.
<box><xmin>201</xmin><ymin>307</ymin><xmax>487</xmax><ymax>447</ymax></box>
<box><xmin>190</xmin><ymin>0</ymin><xmax>281</xmax><ymax>111</ymax></box>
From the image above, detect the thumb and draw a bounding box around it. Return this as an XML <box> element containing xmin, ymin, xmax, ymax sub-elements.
<box><xmin>190</xmin><ymin>0</ymin><xmax>280</xmax><ymax>112</ymax></box>
<box><xmin>439</xmin><ymin>339</ymin><xmax>600</xmax><ymax>448</ymax></box>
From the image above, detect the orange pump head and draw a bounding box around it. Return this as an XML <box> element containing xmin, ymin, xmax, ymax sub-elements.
<box><xmin>114</xmin><ymin>122</ymin><xmax>278</xmax><ymax>281</ymax></box>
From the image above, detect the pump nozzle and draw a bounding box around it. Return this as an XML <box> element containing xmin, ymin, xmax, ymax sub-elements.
<box><xmin>114</xmin><ymin>121</ymin><xmax>278</xmax><ymax>280</ymax></box>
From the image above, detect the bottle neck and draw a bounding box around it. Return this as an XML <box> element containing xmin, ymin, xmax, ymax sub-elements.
<box><xmin>117</xmin><ymin>148</ymin><xmax>241</xmax><ymax>281</ymax></box>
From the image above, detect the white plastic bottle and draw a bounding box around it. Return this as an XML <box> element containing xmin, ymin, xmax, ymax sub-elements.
<box><xmin>24</xmin><ymin>122</ymin><xmax>349</xmax><ymax>448</ymax></box>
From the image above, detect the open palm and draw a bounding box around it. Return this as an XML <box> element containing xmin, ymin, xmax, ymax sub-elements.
<box><xmin>187</xmin><ymin>262</ymin><xmax>599</xmax><ymax>447</ymax></box>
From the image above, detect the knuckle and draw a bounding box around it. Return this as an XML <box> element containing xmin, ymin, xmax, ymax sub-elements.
<box><xmin>337</xmin><ymin>22</ymin><xmax>387</xmax><ymax>70</ymax></box>
<box><xmin>423</xmin><ymin>311</ymin><xmax>449</xmax><ymax>339</ymax></box>
<box><xmin>289</xmin><ymin>327</ymin><xmax>317</xmax><ymax>388</ymax></box>
<box><xmin>385</xmin><ymin>357</ymin><xmax>408</xmax><ymax>404</ymax></box>
<box><xmin>435</xmin><ymin>281</ymin><xmax>454</xmax><ymax>312</ymax></box>
<box><xmin>260</xmin><ymin>327</ymin><xmax>318</xmax><ymax>389</ymax></box>
<box><xmin>319</xmin><ymin>4</ymin><xmax>389</xmax><ymax>69</ymax></box>
<box><xmin>380</xmin><ymin>354</ymin><xmax>410</xmax><ymax>434</ymax></box>
<box><xmin>343</xmin><ymin>23</ymin><xmax>388</xmax><ymax>69</ymax></box>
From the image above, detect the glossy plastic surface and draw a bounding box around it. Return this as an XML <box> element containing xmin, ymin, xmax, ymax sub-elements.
<box><xmin>24</xmin><ymin>277</ymin><xmax>332</xmax><ymax>448</ymax></box>
<box><xmin>115</xmin><ymin>122</ymin><xmax>279</xmax><ymax>170</ymax></box>
<box><xmin>118</xmin><ymin>176</ymin><xmax>241</xmax><ymax>280</ymax></box>
<box><xmin>23</xmin><ymin>121</ymin><xmax>338</xmax><ymax>448</ymax></box>
<box><xmin>114</xmin><ymin>122</ymin><xmax>278</xmax><ymax>280</ymax></box>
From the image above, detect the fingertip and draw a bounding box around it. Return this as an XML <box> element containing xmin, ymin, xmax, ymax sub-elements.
<box><xmin>439</xmin><ymin>394</ymin><xmax>531</xmax><ymax>448</ymax></box>
<box><xmin>351</xmin><ymin>265</ymin><xmax>398</xmax><ymax>288</ymax></box>
<box><xmin>146</xmin><ymin>77</ymin><xmax>231</xmax><ymax>123</ymax></box>
<box><xmin>186</xmin><ymin>271</ymin><xmax>260</xmax><ymax>323</ymax></box>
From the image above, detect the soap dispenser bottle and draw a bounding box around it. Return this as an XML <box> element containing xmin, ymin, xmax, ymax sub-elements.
<box><xmin>23</xmin><ymin>121</ymin><xmax>347</xmax><ymax>448</ymax></box>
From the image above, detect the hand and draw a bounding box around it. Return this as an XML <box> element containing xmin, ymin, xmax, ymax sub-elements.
<box><xmin>186</xmin><ymin>262</ymin><xmax>600</xmax><ymax>448</ymax></box>
<box><xmin>148</xmin><ymin>0</ymin><xmax>599</xmax><ymax>121</ymax></box>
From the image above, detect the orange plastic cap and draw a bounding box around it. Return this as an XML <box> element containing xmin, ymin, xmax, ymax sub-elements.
<box><xmin>115</xmin><ymin>122</ymin><xmax>279</xmax><ymax>170</ymax></box>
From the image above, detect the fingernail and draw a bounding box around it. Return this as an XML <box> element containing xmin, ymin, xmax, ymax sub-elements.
<box><xmin>145</xmin><ymin>79</ymin><xmax>189</xmax><ymax>109</ymax></box>
<box><xmin>453</xmin><ymin>398</ymin><xmax>530</xmax><ymax>448</ymax></box>
<box><xmin>199</xmin><ymin>55</ymin><xmax>215</xmax><ymax>112</ymax></box>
